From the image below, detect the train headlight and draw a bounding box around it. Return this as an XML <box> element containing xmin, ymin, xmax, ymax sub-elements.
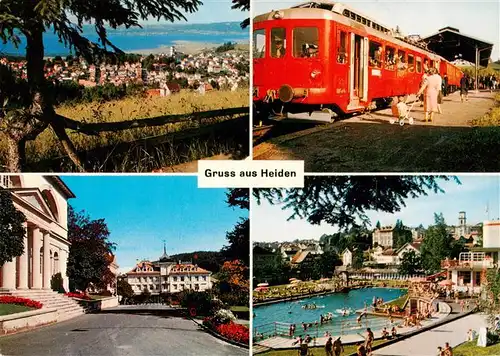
<box><xmin>310</xmin><ymin>70</ymin><xmax>321</xmax><ymax>79</ymax></box>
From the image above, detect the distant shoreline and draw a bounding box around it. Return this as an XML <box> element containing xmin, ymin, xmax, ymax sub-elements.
<box><xmin>1</xmin><ymin>39</ymin><xmax>249</xmax><ymax>58</ymax></box>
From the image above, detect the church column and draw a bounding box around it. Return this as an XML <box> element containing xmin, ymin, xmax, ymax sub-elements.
<box><xmin>32</xmin><ymin>227</ymin><xmax>42</xmax><ymax>289</ymax></box>
<box><xmin>18</xmin><ymin>223</ymin><xmax>29</xmax><ymax>289</ymax></box>
<box><xmin>43</xmin><ymin>232</ymin><xmax>51</xmax><ymax>289</ymax></box>
<box><xmin>1</xmin><ymin>259</ymin><xmax>16</xmax><ymax>291</ymax></box>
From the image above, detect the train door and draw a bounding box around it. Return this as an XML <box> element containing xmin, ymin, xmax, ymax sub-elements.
<box><xmin>348</xmin><ymin>34</ymin><xmax>367</xmax><ymax>109</ymax></box>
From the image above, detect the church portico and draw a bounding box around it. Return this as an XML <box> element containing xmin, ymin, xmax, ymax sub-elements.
<box><xmin>0</xmin><ymin>175</ymin><xmax>74</xmax><ymax>293</ymax></box>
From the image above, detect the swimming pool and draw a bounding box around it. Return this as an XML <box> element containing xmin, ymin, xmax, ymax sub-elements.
<box><xmin>253</xmin><ymin>287</ymin><xmax>406</xmax><ymax>338</ymax></box>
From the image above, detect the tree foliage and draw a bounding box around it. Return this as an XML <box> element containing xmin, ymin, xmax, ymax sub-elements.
<box><xmin>223</xmin><ymin>188</ymin><xmax>249</xmax><ymax>266</ymax></box>
<box><xmin>254</xmin><ymin>176</ymin><xmax>459</xmax><ymax>231</ymax></box>
<box><xmin>222</xmin><ymin>218</ymin><xmax>249</xmax><ymax>266</ymax></box>
<box><xmin>352</xmin><ymin>249</ymin><xmax>364</xmax><ymax>270</ymax></box>
<box><xmin>169</xmin><ymin>251</ymin><xmax>225</xmax><ymax>273</ymax></box>
<box><xmin>253</xmin><ymin>249</ymin><xmax>290</xmax><ymax>285</ymax></box>
<box><xmin>398</xmin><ymin>250</ymin><xmax>422</xmax><ymax>275</ymax></box>
<box><xmin>117</xmin><ymin>279</ymin><xmax>134</xmax><ymax>298</ymax></box>
<box><xmin>420</xmin><ymin>213</ymin><xmax>453</xmax><ymax>273</ymax></box>
<box><xmin>392</xmin><ymin>219</ymin><xmax>413</xmax><ymax>249</ymax></box>
<box><xmin>67</xmin><ymin>206</ymin><xmax>115</xmax><ymax>291</ymax></box>
<box><xmin>0</xmin><ymin>186</ymin><xmax>26</xmax><ymax>266</ymax></box>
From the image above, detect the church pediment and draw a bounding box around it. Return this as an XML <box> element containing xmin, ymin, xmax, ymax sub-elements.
<box><xmin>9</xmin><ymin>188</ymin><xmax>57</xmax><ymax>221</ymax></box>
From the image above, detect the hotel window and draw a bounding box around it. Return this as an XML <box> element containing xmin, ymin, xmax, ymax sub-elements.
<box><xmin>173</xmin><ymin>276</ymin><xmax>177</xmax><ymax>282</ymax></box>
<box><xmin>195</xmin><ymin>284</ymin><xmax>200</xmax><ymax>291</ymax></box>
<box><xmin>173</xmin><ymin>284</ymin><xmax>177</xmax><ymax>290</ymax></box>
<box><xmin>203</xmin><ymin>276</ymin><xmax>207</xmax><ymax>281</ymax></box>
<box><xmin>181</xmin><ymin>276</ymin><xmax>184</xmax><ymax>282</ymax></box>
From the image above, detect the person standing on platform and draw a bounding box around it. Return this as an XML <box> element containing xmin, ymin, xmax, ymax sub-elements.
<box><xmin>442</xmin><ymin>74</ymin><xmax>448</xmax><ymax>96</ymax></box>
<box><xmin>417</xmin><ymin>67</ymin><xmax>442</xmax><ymax>122</ymax></box>
<box><xmin>460</xmin><ymin>74</ymin><xmax>469</xmax><ymax>102</ymax></box>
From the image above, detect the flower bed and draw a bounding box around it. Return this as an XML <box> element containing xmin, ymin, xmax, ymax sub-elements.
<box><xmin>203</xmin><ymin>316</ymin><xmax>249</xmax><ymax>345</ymax></box>
<box><xmin>64</xmin><ymin>292</ymin><xmax>92</xmax><ymax>300</ymax></box>
<box><xmin>0</xmin><ymin>296</ymin><xmax>43</xmax><ymax>309</ymax></box>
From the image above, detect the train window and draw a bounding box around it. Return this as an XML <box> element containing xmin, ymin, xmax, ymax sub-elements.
<box><xmin>416</xmin><ymin>57</ymin><xmax>422</xmax><ymax>73</ymax></box>
<box><xmin>385</xmin><ymin>46</ymin><xmax>395</xmax><ymax>70</ymax></box>
<box><xmin>337</xmin><ymin>31</ymin><xmax>348</xmax><ymax>64</ymax></box>
<box><xmin>253</xmin><ymin>29</ymin><xmax>266</xmax><ymax>59</ymax></box>
<box><xmin>408</xmin><ymin>54</ymin><xmax>415</xmax><ymax>72</ymax></box>
<box><xmin>293</xmin><ymin>27</ymin><xmax>319</xmax><ymax>58</ymax></box>
<box><xmin>396</xmin><ymin>49</ymin><xmax>406</xmax><ymax>70</ymax></box>
<box><xmin>270</xmin><ymin>28</ymin><xmax>287</xmax><ymax>58</ymax></box>
<box><xmin>369</xmin><ymin>41</ymin><xmax>382</xmax><ymax>67</ymax></box>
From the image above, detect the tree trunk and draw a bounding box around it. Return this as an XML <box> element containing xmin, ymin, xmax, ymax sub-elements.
<box><xmin>6</xmin><ymin>136</ymin><xmax>24</xmax><ymax>172</ymax></box>
<box><xmin>25</xmin><ymin>26</ymin><xmax>86</xmax><ymax>172</ymax></box>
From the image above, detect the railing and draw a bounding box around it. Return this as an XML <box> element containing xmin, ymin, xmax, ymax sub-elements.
<box><xmin>441</xmin><ymin>259</ymin><xmax>494</xmax><ymax>269</ymax></box>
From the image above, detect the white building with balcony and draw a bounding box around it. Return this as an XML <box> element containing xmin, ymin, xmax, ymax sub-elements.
<box><xmin>441</xmin><ymin>220</ymin><xmax>500</xmax><ymax>294</ymax></box>
<box><xmin>124</xmin><ymin>244</ymin><xmax>212</xmax><ymax>295</ymax></box>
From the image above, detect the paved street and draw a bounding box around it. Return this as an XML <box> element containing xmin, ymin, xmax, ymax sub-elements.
<box><xmin>0</xmin><ymin>306</ymin><xmax>247</xmax><ymax>356</ymax></box>
<box><xmin>373</xmin><ymin>313</ymin><xmax>488</xmax><ymax>356</ymax></box>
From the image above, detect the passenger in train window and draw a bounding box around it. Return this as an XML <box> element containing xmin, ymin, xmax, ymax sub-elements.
<box><xmin>274</xmin><ymin>38</ymin><xmax>286</xmax><ymax>58</ymax></box>
<box><xmin>303</xmin><ymin>44</ymin><xmax>318</xmax><ymax>58</ymax></box>
<box><xmin>374</xmin><ymin>46</ymin><xmax>382</xmax><ymax>66</ymax></box>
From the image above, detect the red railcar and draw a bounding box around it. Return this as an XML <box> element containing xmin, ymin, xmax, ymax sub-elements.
<box><xmin>253</xmin><ymin>2</ymin><xmax>462</xmax><ymax>122</ymax></box>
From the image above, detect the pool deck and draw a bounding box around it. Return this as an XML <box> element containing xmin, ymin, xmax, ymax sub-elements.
<box><xmin>253</xmin><ymin>301</ymin><xmax>452</xmax><ymax>351</ymax></box>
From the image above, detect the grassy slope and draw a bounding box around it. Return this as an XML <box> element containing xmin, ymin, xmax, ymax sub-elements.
<box><xmin>454</xmin><ymin>340</ymin><xmax>500</xmax><ymax>356</ymax></box>
<box><xmin>0</xmin><ymin>304</ymin><xmax>33</xmax><ymax>316</ymax></box>
<box><xmin>0</xmin><ymin>89</ymin><xmax>248</xmax><ymax>169</ymax></box>
<box><xmin>259</xmin><ymin>340</ymin><xmax>387</xmax><ymax>356</ymax></box>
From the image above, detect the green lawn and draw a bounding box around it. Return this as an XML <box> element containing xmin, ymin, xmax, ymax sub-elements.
<box><xmin>454</xmin><ymin>340</ymin><xmax>500</xmax><ymax>356</ymax></box>
<box><xmin>230</xmin><ymin>306</ymin><xmax>249</xmax><ymax>312</ymax></box>
<box><xmin>259</xmin><ymin>340</ymin><xmax>387</xmax><ymax>356</ymax></box>
<box><xmin>383</xmin><ymin>294</ymin><xmax>408</xmax><ymax>309</ymax></box>
<box><xmin>0</xmin><ymin>304</ymin><xmax>34</xmax><ymax>316</ymax></box>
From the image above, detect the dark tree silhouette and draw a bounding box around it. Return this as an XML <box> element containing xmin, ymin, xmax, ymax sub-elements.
<box><xmin>231</xmin><ymin>0</ymin><xmax>250</xmax><ymax>28</ymax></box>
<box><xmin>254</xmin><ymin>176</ymin><xmax>459</xmax><ymax>231</ymax></box>
<box><xmin>0</xmin><ymin>186</ymin><xmax>26</xmax><ymax>266</ymax></box>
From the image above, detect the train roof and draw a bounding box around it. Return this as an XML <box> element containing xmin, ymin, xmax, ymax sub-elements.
<box><xmin>254</xmin><ymin>5</ymin><xmax>447</xmax><ymax>62</ymax></box>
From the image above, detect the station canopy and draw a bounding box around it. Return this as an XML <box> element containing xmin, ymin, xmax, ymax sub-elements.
<box><xmin>421</xmin><ymin>26</ymin><xmax>493</xmax><ymax>67</ymax></box>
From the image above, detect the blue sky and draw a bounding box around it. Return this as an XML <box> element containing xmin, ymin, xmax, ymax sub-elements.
<box><xmin>61</xmin><ymin>176</ymin><xmax>246</xmax><ymax>273</ymax></box>
<box><xmin>252</xmin><ymin>175</ymin><xmax>500</xmax><ymax>242</ymax></box>
<box><xmin>252</xmin><ymin>0</ymin><xmax>500</xmax><ymax>60</ymax></box>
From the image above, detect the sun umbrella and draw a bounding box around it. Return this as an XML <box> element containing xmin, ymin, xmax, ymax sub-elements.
<box><xmin>257</xmin><ymin>283</ymin><xmax>269</xmax><ymax>287</ymax></box>
<box><xmin>291</xmin><ymin>279</ymin><xmax>301</xmax><ymax>284</ymax></box>
<box><xmin>410</xmin><ymin>277</ymin><xmax>427</xmax><ymax>283</ymax></box>
<box><xmin>319</xmin><ymin>278</ymin><xmax>330</xmax><ymax>282</ymax></box>
<box><xmin>289</xmin><ymin>278</ymin><xmax>297</xmax><ymax>281</ymax></box>
<box><xmin>439</xmin><ymin>279</ymin><xmax>455</xmax><ymax>286</ymax></box>
<box><xmin>254</xmin><ymin>286</ymin><xmax>268</xmax><ymax>291</ymax></box>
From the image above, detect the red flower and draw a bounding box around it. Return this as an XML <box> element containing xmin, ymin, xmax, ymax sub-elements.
<box><xmin>214</xmin><ymin>321</ymin><xmax>249</xmax><ymax>344</ymax></box>
<box><xmin>64</xmin><ymin>292</ymin><xmax>92</xmax><ymax>300</ymax></box>
<box><xmin>0</xmin><ymin>296</ymin><xmax>43</xmax><ymax>309</ymax></box>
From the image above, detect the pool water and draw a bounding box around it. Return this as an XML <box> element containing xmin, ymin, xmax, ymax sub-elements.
<box><xmin>254</xmin><ymin>287</ymin><xmax>406</xmax><ymax>337</ymax></box>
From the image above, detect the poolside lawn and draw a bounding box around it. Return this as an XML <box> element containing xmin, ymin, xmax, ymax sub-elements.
<box><xmin>260</xmin><ymin>340</ymin><xmax>388</xmax><ymax>356</ymax></box>
<box><xmin>0</xmin><ymin>304</ymin><xmax>34</xmax><ymax>316</ymax></box>
<box><xmin>230</xmin><ymin>306</ymin><xmax>249</xmax><ymax>312</ymax></box>
<box><xmin>454</xmin><ymin>341</ymin><xmax>500</xmax><ymax>356</ymax></box>
<box><xmin>384</xmin><ymin>294</ymin><xmax>408</xmax><ymax>309</ymax></box>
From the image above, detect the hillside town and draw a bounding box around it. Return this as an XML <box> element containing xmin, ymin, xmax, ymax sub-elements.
<box><xmin>0</xmin><ymin>44</ymin><xmax>249</xmax><ymax>95</ymax></box>
<box><xmin>254</xmin><ymin>211</ymin><xmax>484</xmax><ymax>283</ymax></box>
